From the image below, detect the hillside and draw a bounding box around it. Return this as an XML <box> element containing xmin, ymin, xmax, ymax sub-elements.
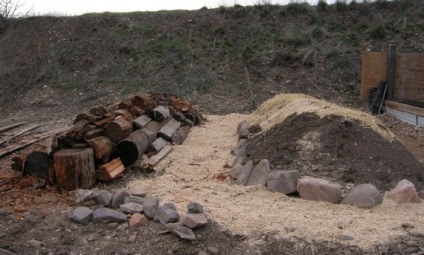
<box><xmin>0</xmin><ymin>0</ymin><xmax>423</xmax><ymax>121</ymax></box>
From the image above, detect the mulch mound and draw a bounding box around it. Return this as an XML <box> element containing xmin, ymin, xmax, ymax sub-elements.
<box><xmin>246</xmin><ymin>112</ymin><xmax>424</xmax><ymax>192</ymax></box>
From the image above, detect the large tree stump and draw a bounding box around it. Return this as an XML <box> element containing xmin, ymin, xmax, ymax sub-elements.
<box><xmin>53</xmin><ymin>148</ymin><xmax>96</xmax><ymax>190</ymax></box>
<box><xmin>103</xmin><ymin>116</ymin><xmax>133</xmax><ymax>143</ymax></box>
<box><xmin>115</xmin><ymin>130</ymin><xmax>149</xmax><ymax>167</ymax></box>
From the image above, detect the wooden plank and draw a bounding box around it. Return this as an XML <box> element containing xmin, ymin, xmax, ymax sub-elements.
<box><xmin>0</xmin><ymin>124</ymin><xmax>41</xmax><ymax>146</ymax></box>
<box><xmin>147</xmin><ymin>137</ymin><xmax>169</xmax><ymax>154</ymax></box>
<box><xmin>393</xmin><ymin>53</ymin><xmax>424</xmax><ymax>103</ymax></box>
<box><xmin>158</xmin><ymin>118</ymin><xmax>181</xmax><ymax>141</ymax></box>
<box><xmin>386</xmin><ymin>45</ymin><xmax>396</xmax><ymax>100</ymax></box>
<box><xmin>0</xmin><ymin>121</ymin><xmax>28</xmax><ymax>134</ymax></box>
<box><xmin>133</xmin><ymin>115</ymin><xmax>152</xmax><ymax>129</ymax></box>
<box><xmin>0</xmin><ymin>134</ymin><xmax>51</xmax><ymax>158</ymax></box>
<box><xmin>385</xmin><ymin>100</ymin><xmax>424</xmax><ymax>117</ymax></box>
<box><xmin>360</xmin><ymin>51</ymin><xmax>388</xmax><ymax>99</ymax></box>
<box><xmin>147</xmin><ymin>145</ymin><xmax>173</xmax><ymax>166</ymax></box>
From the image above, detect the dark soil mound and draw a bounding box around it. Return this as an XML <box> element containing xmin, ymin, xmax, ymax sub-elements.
<box><xmin>246</xmin><ymin>112</ymin><xmax>424</xmax><ymax>192</ymax></box>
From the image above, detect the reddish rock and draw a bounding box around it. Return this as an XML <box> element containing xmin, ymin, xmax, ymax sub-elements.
<box><xmin>297</xmin><ymin>177</ymin><xmax>341</xmax><ymax>203</ymax></box>
<box><xmin>340</xmin><ymin>184</ymin><xmax>383</xmax><ymax>208</ymax></box>
<box><xmin>386</xmin><ymin>179</ymin><xmax>422</xmax><ymax>204</ymax></box>
<box><xmin>129</xmin><ymin>213</ymin><xmax>147</xmax><ymax>228</ymax></box>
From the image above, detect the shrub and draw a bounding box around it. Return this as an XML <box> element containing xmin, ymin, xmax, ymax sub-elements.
<box><xmin>335</xmin><ymin>0</ymin><xmax>348</xmax><ymax>12</ymax></box>
<box><xmin>286</xmin><ymin>2</ymin><xmax>310</xmax><ymax>15</ymax></box>
<box><xmin>317</xmin><ymin>0</ymin><xmax>328</xmax><ymax>12</ymax></box>
<box><xmin>368</xmin><ymin>19</ymin><xmax>387</xmax><ymax>40</ymax></box>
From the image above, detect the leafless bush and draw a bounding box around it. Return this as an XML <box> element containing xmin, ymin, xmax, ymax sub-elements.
<box><xmin>0</xmin><ymin>0</ymin><xmax>31</xmax><ymax>18</ymax></box>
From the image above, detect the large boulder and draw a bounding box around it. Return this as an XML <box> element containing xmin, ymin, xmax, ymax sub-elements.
<box><xmin>297</xmin><ymin>177</ymin><xmax>341</xmax><ymax>203</ymax></box>
<box><xmin>247</xmin><ymin>159</ymin><xmax>271</xmax><ymax>186</ymax></box>
<box><xmin>340</xmin><ymin>184</ymin><xmax>383</xmax><ymax>208</ymax></box>
<box><xmin>266</xmin><ymin>170</ymin><xmax>300</xmax><ymax>194</ymax></box>
<box><xmin>386</xmin><ymin>179</ymin><xmax>421</xmax><ymax>204</ymax></box>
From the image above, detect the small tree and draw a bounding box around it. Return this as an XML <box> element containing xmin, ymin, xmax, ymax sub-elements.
<box><xmin>0</xmin><ymin>0</ymin><xmax>31</xmax><ymax>18</ymax></box>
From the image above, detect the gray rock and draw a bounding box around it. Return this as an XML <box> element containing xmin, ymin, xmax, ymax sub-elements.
<box><xmin>187</xmin><ymin>202</ymin><xmax>204</xmax><ymax>213</ymax></box>
<box><xmin>154</xmin><ymin>203</ymin><xmax>179</xmax><ymax>225</ymax></box>
<box><xmin>143</xmin><ymin>197</ymin><xmax>160</xmax><ymax>219</ymax></box>
<box><xmin>236</xmin><ymin>121</ymin><xmax>250</xmax><ymax>134</ymax></box>
<box><xmin>418</xmin><ymin>190</ymin><xmax>424</xmax><ymax>199</ymax></box>
<box><xmin>68</xmin><ymin>207</ymin><xmax>93</xmax><ymax>224</ymax></box>
<box><xmin>235</xmin><ymin>160</ymin><xmax>254</xmax><ymax>186</ymax></box>
<box><xmin>91</xmin><ymin>188</ymin><xmax>101</xmax><ymax>197</ymax></box>
<box><xmin>386</xmin><ymin>179</ymin><xmax>422</xmax><ymax>204</ymax></box>
<box><xmin>111</xmin><ymin>190</ymin><xmax>130</xmax><ymax>208</ymax></box>
<box><xmin>94</xmin><ymin>190</ymin><xmax>113</xmax><ymax>206</ymax></box>
<box><xmin>238</xmin><ymin>128</ymin><xmax>250</xmax><ymax>140</ymax></box>
<box><xmin>29</xmin><ymin>240</ymin><xmax>45</xmax><ymax>249</ymax></box>
<box><xmin>297</xmin><ymin>177</ymin><xmax>341</xmax><ymax>203</ymax></box>
<box><xmin>92</xmin><ymin>208</ymin><xmax>127</xmax><ymax>223</ymax></box>
<box><xmin>247</xmin><ymin>159</ymin><xmax>271</xmax><ymax>186</ymax></box>
<box><xmin>231</xmin><ymin>139</ymin><xmax>247</xmax><ymax>156</ymax></box>
<box><xmin>120</xmin><ymin>202</ymin><xmax>144</xmax><ymax>214</ymax></box>
<box><xmin>124</xmin><ymin>196</ymin><xmax>146</xmax><ymax>205</ymax></box>
<box><xmin>128</xmin><ymin>188</ymin><xmax>147</xmax><ymax>198</ymax></box>
<box><xmin>207</xmin><ymin>247</ymin><xmax>220</xmax><ymax>254</ymax></box>
<box><xmin>181</xmin><ymin>213</ymin><xmax>208</xmax><ymax>229</ymax></box>
<box><xmin>166</xmin><ymin>223</ymin><xmax>196</xmax><ymax>241</ymax></box>
<box><xmin>339</xmin><ymin>235</ymin><xmax>354</xmax><ymax>241</ymax></box>
<box><xmin>341</xmin><ymin>184</ymin><xmax>383</xmax><ymax>208</ymax></box>
<box><xmin>266</xmin><ymin>170</ymin><xmax>300</xmax><ymax>194</ymax></box>
<box><xmin>75</xmin><ymin>189</ymin><xmax>93</xmax><ymax>204</ymax></box>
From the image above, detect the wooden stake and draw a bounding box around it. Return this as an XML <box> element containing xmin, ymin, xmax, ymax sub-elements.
<box><xmin>244</xmin><ymin>67</ymin><xmax>257</xmax><ymax>109</ymax></box>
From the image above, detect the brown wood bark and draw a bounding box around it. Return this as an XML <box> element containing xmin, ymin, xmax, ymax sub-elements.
<box><xmin>85</xmin><ymin>128</ymin><xmax>104</xmax><ymax>140</ymax></box>
<box><xmin>73</xmin><ymin>112</ymin><xmax>99</xmax><ymax>125</ymax></box>
<box><xmin>114</xmin><ymin>109</ymin><xmax>134</xmax><ymax>121</ymax></box>
<box><xmin>89</xmin><ymin>106</ymin><xmax>109</xmax><ymax>117</ymax></box>
<box><xmin>53</xmin><ymin>148</ymin><xmax>96</xmax><ymax>190</ymax></box>
<box><xmin>103</xmin><ymin>116</ymin><xmax>133</xmax><ymax>143</ymax></box>
<box><xmin>115</xmin><ymin>130</ymin><xmax>149</xmax><ymax>167</ymax></box>
<box><xmin>96</xmin><ymin>158</ymin><xmax>125</xmax><ymax>182</ymax></box>
<box><xmin>132</xmin><ymin>95</ymin><xmax>157</xmax><ymax>111</ymax></box>
<box><xmin>94</xmin><ymin>115</ymin><xmax>116</xmax><ymax>127</ymax></box>
<box><xmin>87</xmin><ymin>136</ymin><xmax>113</xmax><ymax>159</ymax></box>
<box><xmin>66</xmin><ymin>120</ymin><xmax>90</xmax><ymax>142</ymax></box>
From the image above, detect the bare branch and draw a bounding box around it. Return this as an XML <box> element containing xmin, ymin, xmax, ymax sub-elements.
<box><xmin>0</xmin><ymin>0</ymin><xmax>31</xmax><ymax>18</ymax></box>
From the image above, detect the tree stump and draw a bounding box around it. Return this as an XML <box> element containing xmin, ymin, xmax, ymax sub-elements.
<box><xmin>53</xmin><ymin>148</ymin><xmax>96</xmax><ymax>190</ymax></box>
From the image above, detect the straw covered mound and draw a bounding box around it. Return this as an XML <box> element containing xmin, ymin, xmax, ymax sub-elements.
<box><xmin>246</xmin><ymin>94</ymin><xmax>424</xmax><ymax>191</ymax></box>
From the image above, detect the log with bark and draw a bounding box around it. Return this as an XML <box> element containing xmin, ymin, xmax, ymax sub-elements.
<box><xmin>53</xmin><ymin>148</ymin><xmax>96</xmax><ymax>190</ymax></box>
<box><xmin>103</xmin><ymin>116</ymin><xmax>133</xmax><ymax>143</ymax></box>
<box><xmin>96</xmin><ymin>158</ymin><xmax>125</xmax><ymax>182</ymax></box>
<box><xmin>114</xmin><ymin>109</ymin><xmax>134</xmax><ymax>121</ymax></box>
<box><xmin>87</xmin><ymin>136</ymin><xmax>113</xmax><ymax>159</ymax></box>
<box><xmin>115</xmin><ymin>130</ymin><xmax>149</xmax><ymax>167</ymax></box>
<box><xmin>25</xmin><ymin>151</ymin><xmax>53</xmax><ymax>181</ymax></box>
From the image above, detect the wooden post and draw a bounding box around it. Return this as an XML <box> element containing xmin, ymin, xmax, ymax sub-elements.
<box><xmin>245</xmin><ymin>67</ymin><xmax>257</xmax><ymax>109</ymax></box>
<box><xmin>53</xmin><ymin>148</ymin><xmax>96</xmax><ymax>190</ymax></box>
<box><xmin>386</xmin><ymin>44</ymin><xmax>396</xmax><ymax>100</ymax></box>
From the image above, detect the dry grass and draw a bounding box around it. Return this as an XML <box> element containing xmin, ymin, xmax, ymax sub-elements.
<box><xmin>247</xmin><ymin>93</ymin><xmax>396</xmax><ymax>141</ymax></box>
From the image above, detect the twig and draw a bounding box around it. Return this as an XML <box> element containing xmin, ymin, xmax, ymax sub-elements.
<box><xmin>0</xmin><ymin>122</ymin><xmax>28</xmax><ymax>134</ymax></box>
<box><xmin>244</xmin><ymin>67</ymin><xmax>257</xmax><ymax>109</ymax></box>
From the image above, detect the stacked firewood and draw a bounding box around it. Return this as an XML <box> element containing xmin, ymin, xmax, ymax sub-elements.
<box><xmin>14</xmin><ymin>93</ymin><xmax>203</xmax><ymax>191</ymax></box>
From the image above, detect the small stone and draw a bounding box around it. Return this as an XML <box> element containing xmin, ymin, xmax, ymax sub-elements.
<box><xmin>166</xmin><ymin>223</ymin><xmax>196</xmax><ymax>241</ymax></box>
<box><xmin>94</xmin><ymin>190</ymin><xmax>113</xmax><ymax>207</ymax></box>
<box><xmin>75</xmin><ymin>189</ymin><xmax>93</xmax><ymax>204</ymax></box>
<box><xmin>111</xmin><ymin>190</ymin><xmax>130</xmax><ymax>208</ymax></box>
<box><xmin>235</xmin><ymin>160</ymin><xmax>254</xmax><ymax>186</ymax></box>
<box><xmin>297</xmin><ymin>177</ymin><xmax>341</xmax><ymax>203</ymax></box>
<box><xmin>341</xmin><ymin>184</ymin><xmax>383</xmax><ymax>209</ymax></box>
<box><xmin>154</xmin><ymin>203</ymin><xmax>179</xmax><ymax>225</ymax></box>
<box><xmin>128</xmin><ymin>234</ymin><xmax>137</xmax><ymax>242</ymax></box>
<box><xmin>91</xmin><ymin>188</ymin><xmax>101</xmax><ymax>197</ymax></box>
<box><xmin>68</xmin><ymin>207</ymin><xmax>93</xmax><ymax>224</ymax></box>
<box><xmin>207</xmin><ymin>247</ymin><xmax>219</xmax><ymax>254</ymax></box>
<box><xmin>247</xmin><ymin>159</ymin><xmax>271</xmax><ymax>186</ymax></box>
<box><xmin>143</xmin><ymin>197</ymin><xmax>159</xmax><ymax>219</ymax></box>
<box><xmin>266</xmin><ymin>170</ymin><xmax>300</xmax><ymax>194</ymax></box>
<box><xmin>128</xmin><ymin>188</ymin><xmax>147</xmax><ymax>197</ymax></box>
<box><xmin>187</xmin><ymin>202</ymin><xmax>204</xmax><ymax>213</ymax></box>
<box><xmin>124</xmin><ymin>196</ymin><xmax>146</xmax><ymax>205</ymax></box>
<box><xmin>29</xmin><ymin>239</ymin><xmax>45</xmax><ymax>249</ymax></box>
<box><xmin>129</xmin><ymin>213</ymin><xmax>147</xmax><ymax>228</ymax></box>
<box><xmin>238</xmin><ymin>127</ymin><xmax>250</xmax><ymax>140</ymax></box>
<box><xmin>92</xmin><ymin>208</ymin><xmax>127</xmax><ymax>223</ymax></box>
<box><xmin>120</xmin><ymin>202</ymin><xmax>143</xmax><ymax>214</ymax></box>
<box><xmin>386</xmin><ymin>179</ymin><xmax>422</xmax><ymax>204</ymax></box>
<box><xmin>339</xmin><ymin>235</ymin><xmax>354</xmax><ymax>241</ymax></box>
<box><xmin>181</xmin><ymin>213</ymin><xmax>208</xmax><ymax>229</ymax></box>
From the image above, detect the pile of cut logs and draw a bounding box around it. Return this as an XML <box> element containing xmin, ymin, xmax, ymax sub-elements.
<box><xmin>12</xmin><ymin>93</ymin><xmax>203</xmax><ymax>191</ymax></box>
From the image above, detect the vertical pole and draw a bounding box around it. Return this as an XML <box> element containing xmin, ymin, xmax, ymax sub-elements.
<box><xmin>386</xmin><ymin>44</ymin><xmax>396</xmax><ymax>100</ymax></box>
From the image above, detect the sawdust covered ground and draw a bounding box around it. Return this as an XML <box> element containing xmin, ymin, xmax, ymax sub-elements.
<box><xmin>127</xmin><ymin>114</ymin><xmax>424</xmax><ymax>250</ymax></box>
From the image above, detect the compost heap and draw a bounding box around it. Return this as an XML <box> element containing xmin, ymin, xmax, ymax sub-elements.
<box><xmin>246</xmin><ymin>93</ymin><xmax>424</xmax><ymax>192</ymax></box>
